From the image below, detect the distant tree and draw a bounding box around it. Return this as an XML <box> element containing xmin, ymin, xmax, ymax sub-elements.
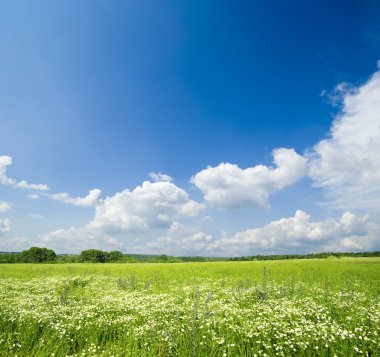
<box><xmin>106</xmin><ymin>250</ymin><xmax>124</xmax><ymax>262</ymax></box>
<box><xmin>21</xmin><ymin>247</ymin><xmax>56</xmax><ymax>263</ymax></box>
<box><xmin>159</xmin><ymin>254</ymin><xmax>168</xmax><ymax>262</ymax></box>
<box><xmin>79</xmin><ymin>249</ymin><xmax>107</xmax><ymax>263</ymax></box>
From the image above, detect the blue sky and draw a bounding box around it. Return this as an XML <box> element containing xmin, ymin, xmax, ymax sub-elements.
<box><xmin>1</xmin><ymin>0</ymin><xmax>379</xmax><ymax>255</ymax></box>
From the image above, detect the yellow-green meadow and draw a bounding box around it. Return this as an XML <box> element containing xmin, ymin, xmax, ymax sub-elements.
<box><xmin>0</xmin><ymin>258</ymin><xmax>379</xmax><ymax>356</ymax></box>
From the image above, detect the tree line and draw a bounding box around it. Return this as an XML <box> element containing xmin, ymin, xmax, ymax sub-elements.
<box><xmin>0</xmin><ymin>247</ymin><xmax>133</xmax><ymax>263</ymax></box>
<box><xmin>0</xmin><ymin>247</ymin><xmax>379</xmax><ymax>263</ymax></box>
<box><xmin>228</xmin><ymin>251</ymin><xmax>380</xmax><ymax>261</ymax></box>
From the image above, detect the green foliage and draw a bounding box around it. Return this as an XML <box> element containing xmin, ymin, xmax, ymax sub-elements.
<box><xmin>79</xmin><ymin>249</ymin><xmax>107</xmax><ymax>263</ymax></box>
<box><xmin>157</xmin><ymin>254</ymin><xmax>180</xmax><ymax>263</ymax></box>
<box><xmin>19</xmin><ymin>247</ymin><xmax>56</xmax><ymax>263</ymax></box>
<box><xmin>160</xmin><ymin>253</ymin><xmax>168</xmax><ymax>261</ymax></box>
<box><xmin>106</xmin><ymin>250</ymin><xmax>124</xmax><ymax>262</ymax></box>
<box><xmin>79</xmin><ymin>249</ymin><xmax>129</xmax><ymax>263</ymax></box>
<box><xmin>0</xmin><ymin>252</ymin><xmax>21</xmax><ymax>263</ymax></box>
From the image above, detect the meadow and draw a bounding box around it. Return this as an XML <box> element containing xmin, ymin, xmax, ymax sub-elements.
<box><xmin>0</xmin><ymin>258</ymin><xmax>379</xmax><ymax>356</ymax></box>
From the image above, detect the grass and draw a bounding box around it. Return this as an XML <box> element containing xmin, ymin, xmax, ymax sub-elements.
<box><xmin>0</xmin><ymin>258</ymin><xmax>379</xmax><ymax>356</ymax></box>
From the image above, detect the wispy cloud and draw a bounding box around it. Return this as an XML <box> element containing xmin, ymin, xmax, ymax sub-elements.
<box><xmin>0</xmin><ymin>156</ymin><xmax>49</xmax><ymax>191</ymax></box>
<box><xmin>47</xmin><ymin>189</ymin><xmax>101</xmax><ymax>207</ymax></box>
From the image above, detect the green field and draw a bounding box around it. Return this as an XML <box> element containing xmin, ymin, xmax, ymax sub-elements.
<box><xmin>0</xmin><ymin>258</ymin><xmax>379</xmax><ymax>356</ymax></box>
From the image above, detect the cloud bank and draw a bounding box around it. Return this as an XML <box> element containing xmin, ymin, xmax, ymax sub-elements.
<box><xmin>111</xmin><ymin>210</ymin><xmax>377</xmax><ymax>257</ymax></box>
<box><xmin>210</xmin><ymin>211</ymin><xmax>376</xmax><ymax>256</ymax></box>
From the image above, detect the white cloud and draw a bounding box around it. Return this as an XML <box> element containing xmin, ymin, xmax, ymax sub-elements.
<box><xmin>48</xmin><ymin>189</ymin><xmax>101</xmax><ymax>207</ymax></box>
<box><xmin>0</xmin><ymin>155</ymin><xmax>49</xmax><ymax>191</ymax></box>
<box><xmin>211</xmin><ymin>211</ymin><xmax>376</xmax><ymax>256</ymax></box>
<box><xmin>0</xmin><ymin>218</ymin><xmax>11</xmax><ymax>233</ymax></box>
<box><xmin>88</xmin><ymin>180</ymin><xmax>204</xmax><ymax>232</ymax></box>
<box><xmin>0</xmin><ymin>201</ymin><xmax>11</xmax><ymax>213</ymax></box>
<box><xmin>309</xmin><ymin>66</ymin><xmax>380</xmax><ymax>212</ymax></box>
<box><xmin>192</xmin><ymin>148</ymin><xmax>307</xmax><ymax>209</ymax></box>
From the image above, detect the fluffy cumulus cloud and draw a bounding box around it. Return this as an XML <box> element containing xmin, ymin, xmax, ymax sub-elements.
<box><xmin>192</xmin><ymin>148</ymin><xmax>307</xmax><ymax>209</ymax></box>
<box><xmin>0</xmin><ymin>155</ymin><xmax>49</xmax><ymax>191</ymax></box>
<box><xmin>48</xmin><ymin>189</ymin><xmax>101</xmax><ymax>207</ymax></box>
<box><xmin>40</xmin><ymin>178</ymin><xmax>205</xmax><ymax>252</ymax></box>
<box><xmin>210</xmin><ymin>211</ymin><xmax>376</xmax><ymax>256</ymax></box>
<box><xmin>88</xmin><ymin>180</ymin><xmax>204</xmax><ymax>233</ymax></box>
<box><xmin>309</xmin><ymin>66</ymin><xmax>380</xmax><ymax>212</ymax></box>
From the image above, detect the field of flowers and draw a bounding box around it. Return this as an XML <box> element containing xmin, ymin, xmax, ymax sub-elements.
<box><xmin>0</xmin><ymin>258</ymin><xmax>379</xmax><ymax>356</ymax></box>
